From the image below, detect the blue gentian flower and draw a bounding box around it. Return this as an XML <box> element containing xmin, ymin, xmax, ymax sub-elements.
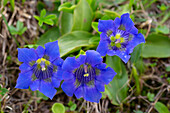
<box><xmin>15</xmin><ymin>41</ymin><xmax>63</xmax><ymax>99</ymax></box>
<box><xmin>61</xmin><ymin>50</ymin><xmax>116</xmax><ymax>103</ymax></box>
<box><xmin>97</xmin><ymin>13</ymin><xmax>145</xmax><ymax>63</ymax></box>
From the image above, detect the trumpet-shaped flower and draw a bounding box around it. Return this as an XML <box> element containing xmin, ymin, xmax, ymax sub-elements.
<box><xmin>61</xmin><ymin>50</ymin><xmax>116</xmax><ymax>103</ymax></box>
<box><xmin>15</xmin><ymin>41</ymin><xmax>63</xmax><ymax>99</ymax></box>
<box><xmin>97</xmin><ymin>13</ymin><xmax>145</xmax><ymax>63</ymax></box>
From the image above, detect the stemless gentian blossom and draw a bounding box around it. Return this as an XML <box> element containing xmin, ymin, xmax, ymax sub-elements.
<box><xmin>15</xmin><ymin>41</ymin><xmax>63</xmax><ymax>99</ymax></box>
<box><xmin>97</xmin><ymin>13</ymin><xmax>145</xmax><ymax>63</ymax></box>
<box><xmin>61</xmin><ymin>50</ymin><xmax>116</xmax><ymax>103</ymax></box>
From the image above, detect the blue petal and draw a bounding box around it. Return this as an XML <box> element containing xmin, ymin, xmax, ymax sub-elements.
<box><xmin>95</xmin><ymin>63</ymin><xmax>107</xmax><ymax>70</ymax></box>
<box><xmin>100</xmin><ymin>32</ymin><xmax>109</xmax><ymax>41</ymax></box>
<box><xmin>19</xmin><ymin>63</ymin><xmax>31</xmax><ymax>73</ymax></box>
<box><xmin>52</xmin><ymin>76</ymin><xmax>61</xmax><ymax>88</ymax></box>
<box><xmin>62</xmin><ymin>57</ymin><xmax>79</xmax><ymax>72</ymax></box>
<box><xmin>18</xmin><ymin>48</ymin><xmax>38</xmax><ymax>64</ymax></box>
<box><xmin>97</xmin><ymin>40</ymin><xmax>109</xmax><ymax>56</ymax></box>
<box><xmin>120</xmin><ymin>13</ymin><xmax>134</xmax><ymax>31</ymax></box>
<box><xmin>85</xmin><ymin>50</ymin><xmax>103</xmax><ymax>66</ymax></box>
<box><xmin>45</xmin><ymin>40</ymin><xmax>60</xmax><ymax>62</ymax></box>
<box><xmin>52</xmin><ymin>58</ymin><xmax>63</xmax><ymax>67</ymax></box>
<box><xmin>113</xmin><ymin>17</ymin><xmax>121</xmax><ymax>29</ymax></box>
<box><xmin>39</xmin><ymin>80</ymin><xmax>57</xmax><ymax>99</ymax></box>
<box><xmin>96</xmin><ymin>67</ymin><xmax>116</xmax><ymax>84</ymax></box>
<box><xmin>95</xmin><ymin>80</ymin><xmax>105</xmax><ymax>92</ymax></box>
<box><xmin>84</xmin><ymin>85</ymin><xmax>102</xmax><ymax>103</ymax></box>
<box><xmin>98</xmin><ymin>20</ymin><xmax>114</xmax><ymax>32</ymax></box>
<box><xmin>74</xmin><ymin>85</ymin><xmax>84</xmax><ymax>99</ymax></box>
<box><xmin>126</xmin><ymin>33</ymin><xmax>145</xmax><ymax>54</ymax></box>
<box><xmin>107</xmin><ymin>50</ymin><xmax>131</xmax><ymax>63</ymax></box>
<box><xmin>15</xmin><ymin>71</ymin><xmax>33</xmax><ymax>89</ymax></box>
<box><xmin>61</xmin><ymin>79</ymin><xmax>76</xmax><ymax>96</ymax></box>
<box><xmin>53</xmin><ymin>69</ymin><xmax>63</xmax><ymax>80</ymax></box>
<box><xmin>77</xmin><ymin>55</ymin><xmax>86</xmax><ymax>65</ymax></box>
<box><xmin>129</xmin><ymin>26</ymin><xmax>138</xmax><ymax>34</ymax></box>
<box><xmin>62</xmin><ymin>71</ymin><xmax>74</xmax><ymax>80</ymax></box>
<box><xmin>30</xmin><ymin>80</ymin><xmax>40</xmax><ymax>91</ymax></box>
<box><xmin>36</xmin><ymin>46</ymin><xmax>45</xmax><ymax>58</ymax></box>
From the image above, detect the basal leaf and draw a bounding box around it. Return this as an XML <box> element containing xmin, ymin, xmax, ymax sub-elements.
<box><xmin>105</xmin><ymin>55</ymin><xmax>128</xmax><ymax>105</ymax></box>
<box><xmin>72</xmin><ymin>0</ymin><xmax>93</xmax><ymax>31</ymax></box>
<box><xmin>142</xmin><ymin>33</ymin><xmax>170</xmax><ymax>58</ymax></box>
<box><xmin>58</xmin><ymin>2</ymin><xmax>76</xmax><ymax>13</ymax></box>
<box><xmin>155</xmin><ymin>102</ymin><xmax>170</xmax><ymax>113</ymax></box>
<box><xmin>58</xmin><ymin>31</ymin><xmax>93</xmax><ymax>57</ymax></box>
<box><xmin>61</xmin><ymin>12</ymin><xmax>73</xmax><ymax>35</ymax></box>
<box><xmin>37</xmin><ymin>27</ymin><xmax>60</xmax><ymax>46</ymax></box>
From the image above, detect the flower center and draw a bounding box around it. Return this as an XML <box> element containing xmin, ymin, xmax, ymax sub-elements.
<box><xmin>110</xmin><ymin>34</ymin><xmax>125</xmax><ymax>48</ymax></box>
<box><xmin>74</xmin><ymin>64</ymin><xmax>99</xmax><ymax>86</ymax></box>
<box><xmin>32</xmin><ymin>58</ymin><xmax>56</xmax><ymax>80</ymax></box>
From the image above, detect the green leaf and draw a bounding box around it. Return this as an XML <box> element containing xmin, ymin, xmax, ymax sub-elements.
<box><xmin>156</xmin><ymin>25</ymin><xmax>169</xmax><ymax>34</ymax></box>
<box><xmin>58</xmin><ymin>2</ymin><xmax>76</xmax><ymax>13</ymax></box>
<box><xmin>44</xmin><ymin>14</ymin><xmax>57</xmax><ymax>20</ymax></box>
<box><xmin>36</xmin><ymin>91</ymin><xmax>48</xmax><ymax>100</ymax></box>
<box><xmin>34</xmin><ymin>15</ymin><xmax>40</xmax><ymax>21</ymax></box>
<box><xmin>105</xmin><ymin>55</ymin><xmax>128</xmax><ymax>105</ymax></box>
<box><xmin>44</xmin><ymin>19</ymin><xmax>54</xmax><ymax>26</ymax></box>
<box><xmin>60</xmin><ymin>12</ymin><xmax>73</xmax><ymax>35</ymax></box>
<box><xmin>155</xmin><ymin>102</ymin><xmax>170</xmax><ymax>113</ymax></box>
<box><xmin>130</xmin><ymin>44</ymin><xmax>143</xmax><ymax>64</ymax></box>
<box><xmin>89</xmin><ymin>36</ymin><xmax>100</xmax><ymax>45</ymax></box>
<box><xmin>58</xmin><ymin>31</ymin><xmax>93</xmax><ymax>57</ymax></box>
<box><xmin>142</xmin><ymin>33</ymin><xmax>170</xmax><ymax>58</ymax></box>
<box><xmin>166</xmin><ymin>66</ymin><xmax>170</xmax><ymax>72</ymax></box>
<box><xmin>147</xmin><ymin>92</ymin><xmax>155</xmax><ymax>102</ymax></box>
<box><xmin>104</xmin><ymin>10</ymin><xmax>120</xmax><ymax>19</ymax></box>
<box><xmin>70</xmin><ymin>104</ymin><xmax>77</xmax><ymax>111</ymax></box>
<box><xmin>40</xmin><ymin>9</ymin><xmax>46</xmax><ymax>17</ymax></box>
<box><xmin>16</xmin><ymin>21</ymin><xmax>24</xmax><ymax>30</ymax></box>
<box><xmin>52</xmin><ymin>103</ymin><xmax>65</xmax><ymax>113</ymax></box>
<box><xmin>9</xmin><ymin>26</ymin><xmax>18</xmax><ymax>35</ymax></box>
<box><xmin>72</xmin><ymin>0</ymin><xmax>93</xmax><ymax>31</ymax></box>
<box><xmin>37</xmin><ymin>27</ymin><xmax>60</xmax><ymax>46</ymax></box>
<box><xmin>91</xmin><ymin>22</ymin><xmax>101</xmax><ymax>34</ymax></box>
<box><xmin>3</xmin><ymin>0</ymin><xmax>9</xmax><ymax>6</ymax></box>
<box><xmin>9</xmin><ymin>0</ymin><xmax>15</xmax><ymax>11</ymax></box>
<box><xmin>19</xmin><ymin>27</ymin><xmax>27</xmax><ymax>35</ymax></box>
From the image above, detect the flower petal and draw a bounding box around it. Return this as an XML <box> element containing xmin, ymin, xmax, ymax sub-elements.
<box><xmin>84</xmin><ymin>85</ymin><xmax>102</xmax><ymax>103</ymax></box>
<box><xmin>15</xmin><ymin>71</ymin><xmax>33</xmax><ymax>89</ymax></box>
<box><xmin>96</xmin><ymin>67</ymin><xmax>116</xmax><ymax>84</ymax></box>
<box><xmin>36</xmin><ymin>46</ymin><xmax>45</xmax><ymax>58</ymax></box>
<box><xmin>62</xmin><ymin>57</ymin><xmax>79</xmax><ymax>72</ymax></box>
<box><xmin>95</xmin><ymin>80</ymin><xmax>105</xmax><ymax>92</ymax></box>
<box><xmin>108</xmin><ymin>50</ymin><xmax>131</xmax><ymax>63</ymax></box>
<box><xmin>52</xmin><ymin>76</ymin><xmax>61</xmax><ymax>88</ymax></box>
<box><xmin>53</xmin><ymin>69</ymin><xmax>63</xmax><ymax>80</ymax></box>
<box><xmin>129</xmin><ymin>26</ymin><xmax>138</xmax><ymax>34</ymax></box>
<box><xmin>30</xmin><ymin>80</ymin><xmax>40</xmax><ymax>91</ymax></box>
<box><xmin>61</xmin><ymin>79</ymin><xmax>77</xmax><ymax>96</ymax></box>
<box><xmin>19</xmin><ymin>63</ymin><xmax>31</xmax><ymax>73</ymax></box>
<box><xmin>77</xmin><ymin>55</ymin><xmax>86</xmax><ymax>65</ymax></box>
<box><xmin>18</xmin><ymin>48</ymin><xmax>38</xmax><ymax>64</ymax></box>
<box><xmin>74</xmin><ymin>85</ymin><xmax>84</xmax><ymax>99</ymax></box>
<box><xmin>98</xmin><ymin>19</ymin><xmax>114</xmax><ymax>32</ymax></box>
<box><xmin>85</xmin><ymin>50</ymin><xmax>103</xmax><ymax>66</ymax></box>
<box><xmin>95</xmin><ymin>63</ymin><xmax>107</xmax><ymax>70</ymax></box>
<box><xmin>62</xmin><ymin>71</ymin><xmax>74</xmax><ymax>80</ymax></box>
<box><xmin>52</xmin><ymin>58</ymin><xmax>63</xmax><ymax>67</ymax></box>
<box><xmin>39</xmin><ymin>80</ymin><xmax>57</xmax><ymax>99</ymax></box>
<box><xmin>97</xmin><ymin>40</ymin><xmax>109</xmax><ymax>56</ymax></box>
<box><xmin>113</xmin><ymin>17</ymin><xmax>121</xmax><ymax>29</ymax></box>
<box><xmin>120</xmin><ymin>13</ymin><xmax>134</xmax><ymax>31</ymax></box>
<box><xmin>45</xmin><ymin>40</ymin><xmax>60</xmax><ymax>61</ymax></box>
